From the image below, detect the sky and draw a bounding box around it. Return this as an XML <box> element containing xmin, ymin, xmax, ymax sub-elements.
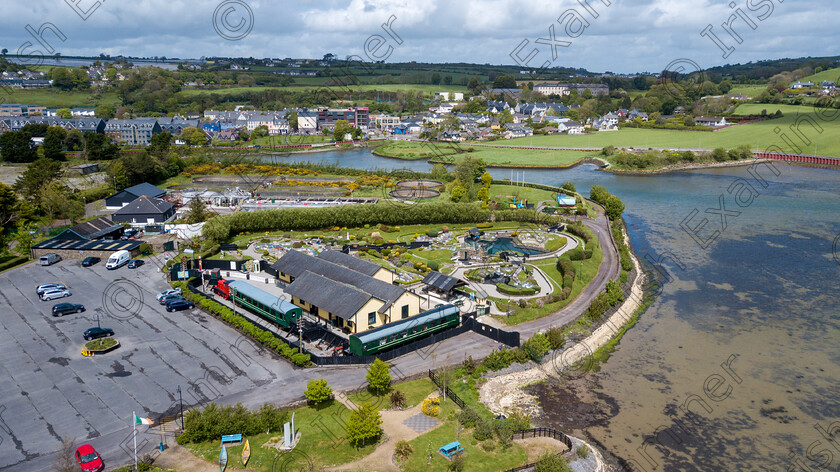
<box><xmin>1</xmin><ymin>0</ymin><xmax>837</xmax><ymax>74</ymax></box>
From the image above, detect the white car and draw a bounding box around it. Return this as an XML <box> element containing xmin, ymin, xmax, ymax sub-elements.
<box><xmin>41</xmin><ymin>289</ymin><xmax>71</xmax><ymax>301</ymax></box>
<box><xmin>156</xmin><ymin>288</ymin><xmax>182</xmax><ymax>302</ymax></box>
<box><xmin>37</xmin><ymin>283</ymin><xmax>66</xmax><ymax>295</ymax></box>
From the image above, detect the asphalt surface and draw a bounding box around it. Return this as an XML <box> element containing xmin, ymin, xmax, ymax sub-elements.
<box><xmin>0</xmin><ymin>214</ymin><xmax>618</xmax><ymax>471</ymax></box>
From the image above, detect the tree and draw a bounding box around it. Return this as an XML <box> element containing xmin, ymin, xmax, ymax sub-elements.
<box><xmin>480</xmin><ymin>172</ymin><xmax>492</xmax><ymax>187</ymax></box>
<box><xmin>186</xmin><ymin>197</ymin><xmax>209</xmax><ymax>224</ymax></box>
<box><xmin>251</xmin><ymin>125</ymin><xmax>269</xmax><ymax>139</ymax></box>
<box><xmin>431</xmin><ymin>72</ymin><xmax>441</xmax><ymax>85</ymax></box>
<box><xmin>476</xmin><ymin>186</ymin><xmax>489</xmax><ymax>202</ymax></box>
<box><xmin>14</xmin><ymin>222</ymin><xmax>37</xmax><ymax>258</ymax></box>
<box><xmin>64</xmin><ymin>129</ymin><xmax>84</xmax><ymax>151</ymax></box>
<box><xmin>42</xmin><ymin>126</ymin><xmax>67</xmax><ymax>161</ymax></box>
<box><xmin>345</xmin><ymin>402</ymin><xmax>382</xmax><ymax>447</ymax></box>
<box><xmin>95</xmin><ymin>104</ymin><xmax>115</xmax><ymax>119</ymax></box>
<box><xmin>535</xmin><ymin>452</ymin><xmax>571</xmax><ymax>472</ymax></box>
<box><xmin>711</xmin><ymin>147</ymin><xmax>728</xmax><ymax>162</ymax></box>
<box><xmin>287</xmin><ymin>111</ymin><xmax>298</xmax><ymax>130</ymax></box>
<box><xmin>454</xmin><ymin>155</ymin><xmax>486</xmax><ymax>185</ymax></box>
<box><xmin>0</xmin><ymin>131</ymin><xmax>37</xmax><ymax>163</ymax></box>
<box><xmin>493</xmin><ymin>75</ymin><xmax>517</xmax><ymax>89</ymax></box>
<box><xmin>450</xmin><ymin>182</ymin><xmax>467</xmax><ymax>202</ymax></box>
<box><xmin>304</xmin><ymin>378</ymin><xmax>333</xmax><ymax>409</ymax></box>
<box><xmin>499</xmin><ymin>109</ymin><xmax>513</xmax><ymax>124</ymax></box>
<box><xmin>83</xmin><ymin>132</ymin><xmax>118</xmax><ymax>160</ymax></box>
<box><xmin>14</xmin><ymin>158</ymin><xmax>62</xmax><ymax>203</ymax></box>
<box><xmin>443</xmin><ymin>75</ymin><xmax>452</xmax><ymax>85</ymax></box>
<box><xmin>52</xmin><ymin>436</ymin><xmax>77</xmax><ymax>472</ymax></box>
<box><xmin>56</xmin><ymin>108</ymin><xmax>72</xmax><ymax>119</ymax></box>
<box><xmin>0</xmin><ymin>182</ymin><xmax>19</xmax><ymax>229</ymax></box>
<box><xmin>430</xmin><ymin>163</ymin><xmax>449</xmax><ymax>181</ymax></box>
<box><xmin>604</xmin><ymin>194</ymin><xmax>625</xmax><ymax>220</ymax></box>
<box><xmin>332</xmin><ymin>119</ymin><xmax>352</xmax><ymax>142</ymax></box>
<box><xmin>148</xmin><ymin>132</ymin><xmax>171</xmax><ymax>157</ymax></box>
<box><xmin>467</xmin><ymin>76</ymin><xmax>482</xmax><ymax>93</ymax></box>
<box><xmin>107</xmin><ymin>160</ymin><xmax>130</xmax><ymax>191</ymax></box>
<box><xmin>181</xmin><ymin>127</ymin><xmax>208</xmax><ymax>145</ymax></box>
<box><xmin>366</xmin><ymin>358</ymin><xmax>391</xmax><ymax>394</ymax></box>
<box><xmin>684</xmin><ymin>116</ymin><xmax>695</xmax><ymax>127</ymax></box>
<box><xmin>561</xmin><ymin>182</ymin><xmax>576</xmax><ymax>193</ymax></box>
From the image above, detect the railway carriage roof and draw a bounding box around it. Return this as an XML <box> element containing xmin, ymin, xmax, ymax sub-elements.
<box><xmin>227</xmin><ymin>280</ymin><xmax>300</xmax><ymax>314</ymax></box>
<box><xmin>353</xmin><ymin>304</ymin><xmax>460</xmax><ymax>344</ymax></box>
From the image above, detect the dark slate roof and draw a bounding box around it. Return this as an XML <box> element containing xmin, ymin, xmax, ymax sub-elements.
<box><xmin>124</xmin><ymin>183</ymin><xmax>165</xmax><ymax>198</ymax></box>
<box><xmin>114</xmin><ymin>196</ymin><xmax>174</xmax><ymax>216</ymax></box>
<box><xmin>273</xmin><ymin>250</ymin><xmax>406</xmax><ymax>313</ymax></box>
<box><xmin>316</xmin><ymin>250</ymin><xmax>384</xmax><ymax>277</ymax></box>
<box><xmin>285</xmin><ymin>271</ymin><xmax>373</xmax><ymax>320</ymax></box>
<box><xmin>422</xmin><ymin>271</ymin><xmax>464</xmax><ymax>292</ymax></box>
<box><xmin>68</xmin><ymin>217</ymin><xmax>123</xmax><ymax>240</ymax></box>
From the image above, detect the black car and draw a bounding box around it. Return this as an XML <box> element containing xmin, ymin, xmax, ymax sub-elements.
<box><xmin>53</xmin><ymin>303</ymin><xmax>85</xmax><ymax>317</ymax></box>
<box><xmin>84</xmin><ymin>327</ymin><xmax>114</xmax><ymax>340</ymax></box>
<box><xmin>81</xmin><ymin>257</ymin><xmax>100</xmax><ymax>267</ymax></box>
<box><xmin>166</xmin><ymin>299</ymin><xmax>195</xmax><ymax>312</ymax></box>
<box><xmin>159</xmin><ymin>294</ymin><xmax>186</xmax><ymax>305</ymax></box>
<box><xmin>127</xmin><ymin>260</ymin><xmax>144</xmax><ymax>269</ymax></box>
<box><xmin>121</xmin><ymin>229</ymin><xmax>138</xmax><ymax>240</ymax></box>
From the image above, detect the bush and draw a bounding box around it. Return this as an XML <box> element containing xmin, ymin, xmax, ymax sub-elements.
<box><xmin>522</xmin><ymin>332</ymin><xmax>551</xmax><ymax>361</ymax></box>
<box><xmin>304</xmin><ymin>379</ymin><xmax>333</xmax><ymax>408</ymax></box>
<box><xmin>497</xmin><ymin>284</ymin><xmax>538</xmax><ymax>296</ymax></box>
<box><xmin>389</xmin><ymin>390</ymin><xmax>406</xmax><ymax>409</ymax></box>
<box><xmin>421</xmin><ymin>397</ymin><xmax>441</xmax><ymax>417</ymax></box>
<box><xmin>427</xmin><ymin>260</ymin><xmax>440</xmax><ymax>271</ymax></box>
<box><xmin>535</xmin><ymin>452</ymin><xmax>571</xmax><ymax>472</ymax></box>
<box><xmin>473</xmin><ymin>419</ymin><xmax>495</xmax><ymax>441</ymax></box>
<box><xmin>395</xmin><ymin>440</ymin><xmax>413</xmax><ymax>461</ymax></box>
<box><xmin>180</xmin><ymin>402</ymin><xmax>288</xmax><ymax>443</ymax></box>
<box><xmin>426</xmin><ymin>229</ymin><xmax>439</xmax><ymax>237</ymax></box>
<box><xmin>576</xmin><ymin>444</ymin><xmax>590</xmax><ymax>459</ymax></box>
<box><xmin>483</xmin><ymin>349</ymin><xmax>514</xmax><ymax>371</ymax></box>
<box><xmin>546</xmin><ymin>327</ymin><xmax>565</xmax><ymax>350</ymax></box>
<box><xmin>449</xmin><ymin>453</ymin><xmax>465</xmax><ymax>472</ymax></box>
<box><xmin>0</xmin><ymin>255</ymin><xmax>28</xmax><ymax>272</ymax></box>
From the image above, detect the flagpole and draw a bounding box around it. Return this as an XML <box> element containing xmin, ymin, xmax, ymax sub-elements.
<box><xmin>133</xmin><ymin>411</ymin><xmax>137</xmax><ymax>470</ymax></box>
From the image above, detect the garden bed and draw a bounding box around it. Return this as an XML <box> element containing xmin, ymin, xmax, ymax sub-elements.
<box><xmin>84</xmin><ymin>338</ymin><xmax>120</xmax><ymax>354</ymax></box>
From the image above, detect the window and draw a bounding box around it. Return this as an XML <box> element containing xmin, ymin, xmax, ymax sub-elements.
<box><xmin>401</xmin><ymin>305</ymin><xmax>409</xmax><ymax>319</ymax></box>
<box><xmin>368</xmin><ymin>312</ymin><xmax>376</xmax><ymax>326</ymax></box>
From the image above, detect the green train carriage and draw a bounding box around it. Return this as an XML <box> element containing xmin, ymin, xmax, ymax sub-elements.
<box><xmin>348</xmin><ymin>304</ymin><xmax>460</xmax><ymax>356</ymax></box>
<box><xmin>214</xmin><ymin>279</ymin><xmax>302</xmax><ymax>328</ymax></box>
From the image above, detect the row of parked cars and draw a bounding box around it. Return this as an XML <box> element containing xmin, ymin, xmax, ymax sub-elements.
<box><xmin>156</xmin><ymin>287</ymin><xmax>195</xmax><ymax>312</ymax></box>
<box><xmin>41</xmin><ymin>250</ymin><xmax>145</xmax><ymax>270</ymax></box>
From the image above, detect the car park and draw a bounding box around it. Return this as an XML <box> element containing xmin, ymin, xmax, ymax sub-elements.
<box><xmin>39</xmin><ymin>253</ymin><xmax>62</xmax><ymax>266</ymax></box>
<box><xmin>52</xmin><ymin>303</ymin><xmax>85</xmax><ymax>316</ymax></box>
<box><xmin>81</xmin><ymin>257</ymin><xmax>100</xmax><ymax>267</ymax></box>
<box><xmin>40</xmin><ymin>289</ymin><xmax>71</xmax><ymax>301</ymax></box>
<box><xmin>159</xmin><ymin>294</ymin><xmax>186</xmax><ymax>305</ymax></box>
<box><xmin>166</xmin><ymin>299</ymin><xmax>195</xmax><ymax>312</ymax></box>
<box><xmin>75</xmin><ymin>444</ymin><xmax>104</xmax><ymax>472</ymax></box>
<box><xmin>156</xmin><ymin>287</ymin><xmax>182</xmax><ymax>302</ymax></box>
<box><xmin>36</xmin><ymin>283</ymin><xmax>65</xmax><ymax>295</ymax></box>
<box><xmin>127</xmin><ymin>259</ymin><xmax>144</xmax><ymax>269</ymax></box>
<box><xmin>83</xmin><ymin>327</ymin><xmax>114</xmax><ymax>340</ymax></box>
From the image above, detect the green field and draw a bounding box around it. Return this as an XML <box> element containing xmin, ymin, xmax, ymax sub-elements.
<box><xmin>499</xmin><ymin>108</ymin><xmax>840</xmax><ymax>156</ymax></box>
<box><xmin>801</xmin><ymin>67</ymin><xmax>840</xmax><ymax>85</ymax></box>
<box><xmin>0</xmin><ymin>89</ymin><xmax>121</xmax><ymax>108</ymax></box>
<box><xmin>729</xmin><ymin>83</ymin><xmax>767</xmax><ymax>97</ymax></box>
<box><xmin>375</xmin><ymin>141</ymin><xmax>597</xmax><ymax>167</ymax></box>
<box><xmin>177</xmin><ymin>83</ymin><xmax>467</xmax><ymax>98</ymax></box>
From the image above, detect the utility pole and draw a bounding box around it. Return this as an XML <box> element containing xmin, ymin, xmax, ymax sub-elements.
<box><xmin>177</xmin><ymin>386</ymin><xmax>184</xmax><ymax>430</ymax></box>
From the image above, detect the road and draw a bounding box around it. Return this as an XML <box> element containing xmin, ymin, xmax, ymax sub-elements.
<box><xmin>0</xmin><ymin>213</ymin><xmax>618</xmax><ymax>471</ymax></box>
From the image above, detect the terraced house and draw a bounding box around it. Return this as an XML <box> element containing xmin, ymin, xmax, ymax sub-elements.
<box><xmin>105</xmin><ymin>119</ymin><xmax>161</xmax><ymax>145</ymax></box>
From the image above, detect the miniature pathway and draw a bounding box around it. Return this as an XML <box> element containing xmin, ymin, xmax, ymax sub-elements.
<box><xmin>327</xmin><ymin>392</ymin><xmax>442</xmax><ymax>472</ymax></box>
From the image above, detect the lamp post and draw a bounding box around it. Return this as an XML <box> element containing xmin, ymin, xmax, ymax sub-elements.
<box><xmin>177</xmin><ymin>386</ymin><xmax>184</xmax><ymax>430</ymax></box>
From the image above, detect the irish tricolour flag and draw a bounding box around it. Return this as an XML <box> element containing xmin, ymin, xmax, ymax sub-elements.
<box><xmin>135</xmin><ymin>415</ymin><xmax>153</xmax><ymax>425</ymax></box>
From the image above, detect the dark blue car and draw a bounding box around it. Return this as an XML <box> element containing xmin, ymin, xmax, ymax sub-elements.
<box><xmin>166</xmin><ymin>299</ymin><xmax>195</xmax><ymax>312</ymax></box>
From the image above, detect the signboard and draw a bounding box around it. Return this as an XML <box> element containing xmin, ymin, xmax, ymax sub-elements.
<box><xmin>177</xmin><ymin>271</ymin><xmax>190</xmax><ymax>279</ymax></box>
<box><xmin>184</xmin><ymin>248</ymin><xmax>195</xmax><ymax>254</ymax></box>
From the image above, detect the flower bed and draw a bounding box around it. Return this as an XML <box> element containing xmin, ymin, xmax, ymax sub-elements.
<box><xmin>84</xmin><ymin>338</ymin><xmax>119</xmax><ymax>353</ymax></box>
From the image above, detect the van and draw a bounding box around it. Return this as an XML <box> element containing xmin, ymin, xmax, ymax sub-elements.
<box><xmin>39</xmin><ymin>253</ymin><xmax>61</xmax><ymax>266</ymax></box>
<box><xmin>105</xmin><ymin>250</ymin><xmax>130</xmax><ymax>270</ymax></box>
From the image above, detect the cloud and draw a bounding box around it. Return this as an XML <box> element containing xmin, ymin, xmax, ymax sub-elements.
<box><xmin>0</xmin><ymin>0</ymin><xmax>837</xmax><ymax>72</ymax></box>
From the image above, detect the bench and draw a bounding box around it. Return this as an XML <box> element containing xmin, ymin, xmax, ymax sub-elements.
<box><xmin>221</xmin><ymin>434</ymin><xmax>242</xmax><ymax>445</ymax></box>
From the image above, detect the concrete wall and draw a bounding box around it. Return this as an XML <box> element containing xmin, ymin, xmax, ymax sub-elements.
<box><xmin>32</xmin><ymin>247</ymin><xmax>140</xmax><ymax>261</ymax></box>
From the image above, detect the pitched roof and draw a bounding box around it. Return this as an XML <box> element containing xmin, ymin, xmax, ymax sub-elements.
<box><xmin>68</xmin><ymin>217</ymin><xmax>123</xmax><ymax>240</ymax></box>
<box><xmin>226</xmin><ymin>280</ymin><xmax>300</xmax><ymax>314</ymax></box>
<box><xmin>422</xmin><ymin>271</ymin><xmax>463</xmax><ymax>292</ymax></box>
<box><xmin>316</xmin><ymin>250</ymin><xmax>384</xmax><ymax>277</ymax></box>
<box><xmin>284</xmin><ymin>271</ymin><xmax>374</xmax><ymax>320</ymax></box>
<box><xmin>124</xmin><ymin>183</ymin><xmax>165</xmax><ymax>198</ymax></box>
<box><xmin>114</xmin><ymin>196</ymin><xmax>174</xmax><ymax>215</ymax></box>
<box><xmin>273</xmin><ymin>250</ymin><xmax>407</xmax><ymax>313</ymax></box>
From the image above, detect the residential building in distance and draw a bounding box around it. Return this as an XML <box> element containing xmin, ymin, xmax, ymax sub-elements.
<box><xmin>533</xmin><ymin>83</ymin><xmax>609</xmax><ymax>96</ymax></box>
<box><xmin>695</xmin><ymin>116</ymin><xmax>727</xmax><ymax>127</ymax></box>
<box><xmin>371</xmin><ymin>114</ymin><xmax>401</xmax><ymax>130</ymax></box>
<box><xmin>317</xmin><ymin>107</ymin><xmax>369</xmax><ymax>129</ymax></box>
<box><xmin>434</xmin><ymin>91</ymin><xmax>464</xmax><ymax>101</ymax></box>
<box><xmin>105</xmin><ymin>182</ymin><xmax>166</xmax><ymax>209</ymax></box>
<box><xmin>0</xmin><ymin>116</ymin><xmax>106</xmax><ymax>134</ymax></box>
<box><xmin>152</xmin><ymin>117</ymin><xmax>201</xmax><ymax>135</ymax></box>
<box><xmin>105</xmin><ymin>119</ymin><xmax>162</xmax><ymax>145</ymax></box>
<box><xmin>0</xmin><ymin>104</ymin><xmax>48</xmax><ymax>116</ymax></box>
<box><xmin>112</xmin><ymin>196</ymin><xmax>176</xmax><ymax>225</ymax></box>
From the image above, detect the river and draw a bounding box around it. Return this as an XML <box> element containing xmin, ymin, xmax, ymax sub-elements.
<box><xmin>265</xmin><ymin>148</ymin><xmax>840</xmax><ymax>472</ymax></box>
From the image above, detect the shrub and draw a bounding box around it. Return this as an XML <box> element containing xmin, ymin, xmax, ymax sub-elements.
<box><xmin>449</xmin><ymin>453</ymin><xmax>465</xmax><ymax>471</ymax></box>
<box><xmin>576</xmin><ymin>444</ymin><xmax>590</xmax><ymax>459</ymax></box>
<box><xmin>497</xmin><ymin>284</ymin><xmax>538</xmax><ymax>296</ymax></box>
<box><xmin>421</xmin><ymin>397</ymin><xmax>441</xmax><ymax>417</ymax></box>
<box><xmin>427</xmin><ymin>229</ymin><xmax>439</xmax><ymax>237</ymax></box>
<box><xmin>562</xmin><ymin>274</ymin><xmax>574</xmax><ymax>288</ymax></box>
<box><xmin>304</xmin><ymin>379</ymin><xmax>332</xmax><ymax>408</ymax></box>
<box><xmin>535</xmin><ymin>452</ymin><xmax>571</xmax><ymax>472</ymax></box>
<box><xmin>427</xmin><ymin>260</ymin><xmax>440</xmax><ymax>271</ymax></box>
<box><xmin>521</xmin><ymin>332</ymin><xmax>551</xmax><ymax>361</ymax></box>
<box><xmin>483</xmin><ymin>349</ymin><xmax>514</xmax><ymax>371</ymax></box>
<box><xmin>389</xmin><ymin>390</ymin><xmax>406</xmax><ymax>409</ymax></box>
<box><xmin>180</xmin><ymin>402</ymin><xmax>288</xmax><ymax>443</ymax></box>
<box><xmin>395</xmin><ymin>440</ymin><xmax>413</xmax><ymax>461</ymax></box>
<box><xmin>462</xmin><ymin>355</ymin><xmax>477</xmax><ymax>375</ymax></box>
<box><xmin>473</xmin><ymin>419</ymin><xmax>495</xmax><ymax>441</ymax></box>
<box><xmin>345</xmin><ymin>402</ymin><xmax>382</xmax><ymax>447</ymax></box>
<box><xmin>546</xmin><ymin>327</ymin><xmax>565</xmax><ymax>350</ymax></box>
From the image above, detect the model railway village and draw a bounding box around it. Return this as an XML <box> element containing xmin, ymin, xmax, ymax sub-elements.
<box><xmin>1</xmin><ymin>7</ymin><xmax>839</xmax><ymax>470</ymax></box>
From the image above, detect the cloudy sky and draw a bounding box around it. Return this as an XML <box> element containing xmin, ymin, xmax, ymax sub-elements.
<box><xmin>1</xmin><ymin>0</ymin><xmax>836</xmax><ymax>73</ymax></box>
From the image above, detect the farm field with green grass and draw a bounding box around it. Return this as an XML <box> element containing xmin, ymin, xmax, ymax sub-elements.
<box><xmin>375</xmin><ymin>140</ymin><xmax>597</xmax><ymax>167</ymax></box>
<box><xmin>499</xmin><ymin>107</ymin><xmax>840</xmax><ymax>157</ymax></box>
<box><xmin>800</xmin><ymin>67</ymin><xmax>840</xmax><ymax>85</ymax></box>
<box><xmin>729</xmin><ymin>83</ymin><xmax>767</xmax><ymax>97</ymax></box>
<box><xmin>0</xmin><ymin>89</ymin><xmax>121</xmax><ymax>108</ymax></box>
<box><xmin>176</xmin><ymin>82</ymin><xmax>467</xmax><ymax>98</ymax></box>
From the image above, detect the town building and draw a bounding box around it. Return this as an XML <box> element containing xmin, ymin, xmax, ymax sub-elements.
<box><xmin>111</xmin><ymin>196</ymin><xmax>176</xmax><ymax>224</ymax></box>
<box><xmin>105</xmin><ymin>119</ymin><xmax>162</xmax><ymax>145</ymax></box>
<box><xmin>0</xmin><ymin>104</ymin><xmax>48</xmax><ymax>116</ymax></box>
<box><xmin>105</xmin><ymin>183</ymin><xmax>166</xmax><ymax>209</ymax></box>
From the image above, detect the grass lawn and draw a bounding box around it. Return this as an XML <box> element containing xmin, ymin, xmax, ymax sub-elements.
<box><xmin>375</xmin><ymin>141</ymin><xmax>597</xmax><ymax>167</ymax></box>
<box><xmin>0</xmin><ymin>88</ymin><xmax>121</xmax><ymax>107</ymax></box>
<box><xmin>801</xmin><ymin>67</ymin><xmax>840</xmax><ymax>85</ymax></box>
<box><xmin>728</xmin><ymin>84</ymin><xmax>767</xmax><ymax>97</ymax></box>
<box><xmin>250</xmin><ymin>134</ymin><xmax>333</xmax><ymax>146</ymax></box>
<box><xmin>499</xmin><ymin>111</ymin><xmax>840</xmax><ymax>157</ymax></box>
<box><xmin>346</xmin><ymin>378</ymin><xmax>436</xmax><ymax>411</ymax></box>
<box><xmin>401</xmin><ymin>401</ymin><xmax>528</xmax><ymax>472</ymax></box>
<box><xmin>177</xmin><ymin>83</ymin><xmax>468</xmax><ymax>98</ymax></box>
<box><xmin>184</xmin><ymin>400</ymin><xmax>377</xmax><ymax>471</ymax></box>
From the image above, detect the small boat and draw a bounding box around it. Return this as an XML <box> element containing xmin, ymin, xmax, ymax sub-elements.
<box><xmin>241</xmin><ymin>439</ymin><xmax>251</xmax><ymax>466</ymax></box>
<box><xmin>219</xmin><ymin>444</ymin><xmax>228</xmax><ymax>472</ymax></box>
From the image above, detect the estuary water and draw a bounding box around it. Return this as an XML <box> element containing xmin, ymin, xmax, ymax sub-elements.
<box><xmin>268</xmin><ymin>148</ymin><xmax>840</xmax><ymax>471</ymax></box>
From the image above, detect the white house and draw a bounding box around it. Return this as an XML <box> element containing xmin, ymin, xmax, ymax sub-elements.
<box><xmin>695</xmin><ymin>116</ymin><xmax>727</xmax><ymax>127</ymax></box>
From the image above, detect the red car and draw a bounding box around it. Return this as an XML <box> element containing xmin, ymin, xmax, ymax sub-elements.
<box><xmin>75</xmin><ymin>444</ymin><xmax>104</xmax><ymax>472</ymax></box>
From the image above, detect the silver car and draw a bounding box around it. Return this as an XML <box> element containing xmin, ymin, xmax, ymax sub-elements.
<box><xmin>40</xmin><ymin>289</ymin><xmax>71</xmax><ymax>301</ymax></box>
<box><xmin>36</xmin><ymin>283</ymin><xmax>66</xmax><ymax>296</ymax></box>
<box><xmin>156</xmin><ymin>288</ymin><xmax>182</xmax><ymax>302</ymax></box>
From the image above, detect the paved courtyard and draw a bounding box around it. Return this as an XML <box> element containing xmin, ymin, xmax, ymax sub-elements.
<box><xmin>402</xmin><ymin>412</ymin><xmax>441</xmax><ymax>433</ymax></box>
